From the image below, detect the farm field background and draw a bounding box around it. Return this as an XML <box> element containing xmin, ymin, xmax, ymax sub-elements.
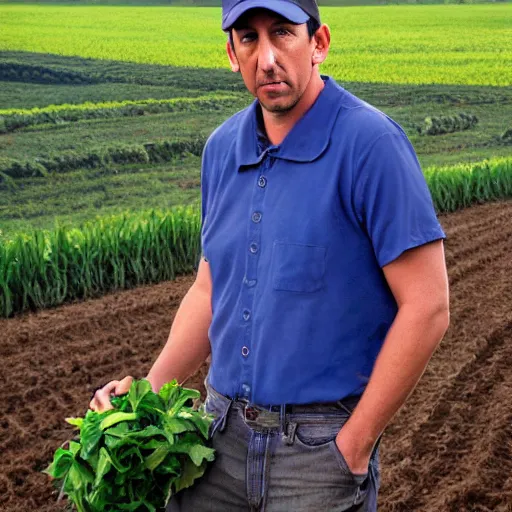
<box><xmin>1</xmin><ymin>2</ymin><xmax>512</xmax><ymax>511</ymax></box>
<box><xmin>1</xmin><ymin>3</ymin><xmax>511</xmax><ymax>240</ymax></box>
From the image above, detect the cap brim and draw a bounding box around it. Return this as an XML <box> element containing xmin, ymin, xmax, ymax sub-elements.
<box><xmin>222</xmin><ymin>0</ymin><xmax>310</xmax><ymax>31</ymax></box>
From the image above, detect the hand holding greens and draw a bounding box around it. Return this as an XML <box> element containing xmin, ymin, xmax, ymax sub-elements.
<box><xmin>44</xmin><ymin>379</ymin><xmax>215</xmax><ymax>512</ymax></box>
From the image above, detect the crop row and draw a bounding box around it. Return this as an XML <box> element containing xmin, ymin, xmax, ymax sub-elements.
<box><xmin>0</xmin><ymin>139</ymin><xmax>206</xmax><ymax>180</ymax></box>
<box><xmin>425</xmin><ymin>157</ymin><xmax>512</xmax><ymax>212</ymax></box>
<box><xmin>1</xmin><ymin>157</ymin><xmax>511</xmax><ymax>318</ymax></box>
<box><xmin>0</xmin><ymin>95</ymin><xmax>240</xmax><ymax>133</ymax></box>
<box><xmin>0</xmin><ymin>208</ymin><xmax>201</xmax><ymax>318</ymax></box>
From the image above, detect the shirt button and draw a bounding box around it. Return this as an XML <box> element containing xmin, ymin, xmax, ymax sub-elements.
<box><xmin>258</xmin><ymin>176</ymin><xmax>267</xmax><ymax>188</ymax></box>
<box><xmin>246</xmin><ymin>279</ymin><xmax>257</xmax><ymax>287</ymax></box>
<box><xmin>242</xmin><ymin>310</ymin><xmax>251</xmax><ymax>321</ymax></box>
<box><xmin>242</xmin><ymin>346</ymin><xmax>250</xmax><ymax>357</ymax></box>
<box><xmin>249</xmin><ymin>242</ymin><xmax>258</xmax><ymax>254</ymax></box>
<box><xmin>252</xmin><ymin>212</ymin><xmax>262</xmax><ymax>223</ymax></box>
<box><xmin>241</xmin><ymin>383</ymin><xmax>251</xmax><ymax>396</ymax></box>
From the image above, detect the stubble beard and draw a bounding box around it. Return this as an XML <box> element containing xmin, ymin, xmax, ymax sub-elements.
<box><xmin>258</xmin><ymin>92</ymin><xmax>301</xmax><ymax>114</ymax></box>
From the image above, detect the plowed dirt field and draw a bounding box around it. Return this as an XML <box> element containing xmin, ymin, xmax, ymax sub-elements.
<box><xmin>1</xmin><ymin>200</ymin><xmax>511</xmax><ymax>512</ymax></box>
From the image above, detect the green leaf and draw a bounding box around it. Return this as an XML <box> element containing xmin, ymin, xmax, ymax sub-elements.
<box><xmin>110</xmin><ymin>393</ymin><xmax>130</xmax><ymax>411</ymax></box>
<box><xmin>164</xmin><ymin>417</ymin><xmax>196</xmax><ymax>436</ymax></box>
<box><xmin>69</xmin><ymin>441</ymin><xmax>81</xmax><ymax>456</ymax></box>
<box><xmin>66</xmin><ymin>417</ymin><xmax>84</xmax><ymax>429</ymax></box>
<box><xmin>180</xmin><ymin>409</ymin><xmax>212</xmax><ymax>439</ymax></box>
<box><xmin>95</xmin><ymin>447</ymin><xmax>113</xmax><ymax>486</ymax></box>
<box><xmin>103</xmin><ymin>421</ymin><xmax>132</xmax><ymax>437</ymax></box>
<box><xmin>168</xmin><ymin>433</ymin><xmax>215</xmax><ymax>466</ymax></box>
<box><xmin>168</xmin><ymin>388</ymin><xmax>201</xmax><ymax>416</ymax></box>
<box><xmin>100</xmin><ymin>411</ymin><xmax>138</xmax><ymax>431</ymax></box>
<box><xmin>87</xmin><ymin>485</ymin><xmax>110</xmax><ymax>511</ymax></box>
<box><xmin>125</xmin><ymin>425</ymin><xmax>166</xmax><ymax>439</ymax></box>
<box><xmin>43</xmin><ymin>447</ymin><xmax>73</xmax><ymax>479</ymax></box>
<box><xmin>145</xmin><ymin>445</ymin><xmax>169</xmax><ymax>471</ymax></box>
<box><xmin>128</xmin><ymin>379</ymin><xmax>153</xmax><ymax>412</ymax></box>
<box><xmin>67</xmin><ymin>460</ymin><xmax>94</xmax><ymax>491</ymax></box>
<box><xmin>104</xmin><ymin>434</ymin><xmax>139</xmax><ymax>452</ymax></box>
<box><xmin>158</xmin><ymin>380</ymin><xmax>180</xmax><ymax>408</ymax></box>
<box><xmin>174</xmin><ymin>458</ymin><xmax>208</xmax><ymax>493</ymax></box>
<box><xmin>80</xmin><ymin>411</ymin><xmax>104</xmax><ymax>460</ymax></box>
<box><xmin>188</xmin><ymin>444</ymin><xmax>216</xmax><ymax>467</ymax></box>
<box><xmin>136</xmin><ymin>391</ymin><xmax>165</xmax><ymax>415</ymax></box>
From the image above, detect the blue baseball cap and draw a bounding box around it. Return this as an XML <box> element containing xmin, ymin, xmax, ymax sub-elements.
<box><xmin>222</xmin><ymin>0</ymin><xmax>320</xmax><ymax>31</ymax></box>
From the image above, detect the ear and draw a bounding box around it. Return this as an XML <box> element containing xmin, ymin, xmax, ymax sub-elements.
<box><xmin>312</xmin><ymin>24</ymin><xmax>331</xmax><ymax>66</ymax></box>
<box><xmin>226</xmin><ymin>40</ymin><xmax>240</xmax><ymax>73</ymax></box>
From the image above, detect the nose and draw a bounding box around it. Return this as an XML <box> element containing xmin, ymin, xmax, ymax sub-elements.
<box><xmin>257</xmin><ymin>37</ymin><xmax>277</xmax><ymax>73</ymax></box>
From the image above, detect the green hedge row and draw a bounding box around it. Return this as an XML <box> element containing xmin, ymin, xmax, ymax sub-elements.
<box><xmin>0</xmin><ymin>95</ymin><xmax>240</xmax><ymax>133</ymax></box>
<box><xmin>0</xmin><ymin>139</ymin><xmax>206</xmax><ymax>180</ymax></box>
<box><xmin>0</xmin><ymin>57</ymin><xmax>247</xmax><ymax>91</ymax></box>
<box><xmin>1</xmin><ymin>157</ymin><xmax>511</xmax><ymax>317</ymax></box>
<box><xmin>420</xmin><ymin>112</ymin><xmax>478</xmax><ymax>135</ymax></box>
<box><xmin>0</xmin><ymin>61</ymin><xmax>98</xmax><ymax>85</ymax></box>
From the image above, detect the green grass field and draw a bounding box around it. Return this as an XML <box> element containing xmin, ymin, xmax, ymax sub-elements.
<box><xmin>1</xmin><ymin>4</ymin><xmax>511</xmax><ymax>85</ymax></box>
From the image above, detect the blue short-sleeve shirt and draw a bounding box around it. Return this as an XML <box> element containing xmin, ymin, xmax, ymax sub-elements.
<box><xmin>200</xmin><ymin>76</ymin><xmax>445</xmax><ymax>406</ymax></box>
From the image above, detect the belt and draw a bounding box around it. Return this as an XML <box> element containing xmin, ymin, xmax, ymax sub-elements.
<box><xmin>206</xmin><ymin>381</ymin><xmax>362</xmax><ymax>431</ymax></box>
<box><xmin>234</xmin><ymin>396</ymin><xmax>361</xmax><ymax>430</ymax></box>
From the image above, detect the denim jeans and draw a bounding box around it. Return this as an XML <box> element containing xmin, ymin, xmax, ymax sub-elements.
<box><xmin>167</xmin><ymin>383</ymin><xmax>380</xmax><ymax>511</ymax></box>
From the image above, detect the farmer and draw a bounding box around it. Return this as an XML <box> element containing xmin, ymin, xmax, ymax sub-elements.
<box><xmin>90</xmin><ymin>0</ymin><xmax>450</xmax><ymax>510</ymax></box>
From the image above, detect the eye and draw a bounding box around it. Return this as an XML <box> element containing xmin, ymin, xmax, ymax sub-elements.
<box><xmin>274</xmin><ymin>28</ymin><xmax>289</xmax><ymax>36</ymax></box>
<box><xmin>240</xmin><ymin>32</ymin><xmax>257</xmax><ymax>43</ymax></box>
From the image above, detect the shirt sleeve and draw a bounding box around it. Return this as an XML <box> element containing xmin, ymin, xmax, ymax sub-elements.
<box><xmin>199</xmin><ymin>140</ymin><xmax>213</xmax><ymax>268</ymax></box>
<box><xmin>354</xmin><ymin>130</ymin><xmax>446</xmax><ymax>268</ymax></box>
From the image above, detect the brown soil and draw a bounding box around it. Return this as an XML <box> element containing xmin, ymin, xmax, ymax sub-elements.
<box><xmin>1</xmin><ymin>200</ymin><xmax>511</xmax><ymax>512</ymax></box>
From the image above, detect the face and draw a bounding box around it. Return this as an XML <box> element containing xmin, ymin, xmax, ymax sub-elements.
<box><xmin>227</xmin><ymin>9</ymin><xmax>328</xmax><ymax>114</ymax></box>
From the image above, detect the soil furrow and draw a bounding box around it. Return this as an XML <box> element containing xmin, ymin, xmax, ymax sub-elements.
<box><xmin>386</xmin><ymin>320</ymin><xmax>512</xmax><ymax>511</ymax></box>
<box><xmin>444</xmin><ymin>217</ymin><xmax>512</xmax><ymax>269</ymax></box>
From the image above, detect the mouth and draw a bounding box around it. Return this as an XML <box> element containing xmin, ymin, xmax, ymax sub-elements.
<box><xmin>258</xmin><ymin>81</ymin><xmax>287</xmax><ymax>91</ymax></box>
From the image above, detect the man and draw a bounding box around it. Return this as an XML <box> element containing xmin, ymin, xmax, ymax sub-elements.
<box><xmin>90</xmin><ymin>0</ymin><xmax>450</xmax><ymax>510</ymax></box>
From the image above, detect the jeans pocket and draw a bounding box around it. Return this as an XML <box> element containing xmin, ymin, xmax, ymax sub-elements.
<box><xmin>204</xmin><ymin>393</ymin><xmax>230</xmax><ymax>439</ymax></box>
<box><xmin>294</xmin><ymin>414</ymin><xmax>347</xmax><ymax>446</ymax></box>
<box><xmin>329</xmin><ymin>441</ymin><xmax>371</xmax><ymax>505</ymax></box>
<box><xmin>291</xmin><ymin>431</ymin><xmax>367</xmax><ymax>508</ymax></box>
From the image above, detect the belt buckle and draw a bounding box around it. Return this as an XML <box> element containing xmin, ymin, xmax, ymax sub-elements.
<box><xmin>244</xmin><ymin>403</ymin><xmax>260</xmax><ymax>423</ymax></box>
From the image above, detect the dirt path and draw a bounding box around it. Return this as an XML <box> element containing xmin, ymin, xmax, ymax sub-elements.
<box><xmin>1</xmin><ymin>200</ymin><xmax>511</xmax><ymax>512</ymax></box>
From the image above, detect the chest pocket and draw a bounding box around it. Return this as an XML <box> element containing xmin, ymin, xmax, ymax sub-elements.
<box><xmin>272</xmin><ymin>241</ymin><xmax>327</xmax><ymax>293</ymax></box>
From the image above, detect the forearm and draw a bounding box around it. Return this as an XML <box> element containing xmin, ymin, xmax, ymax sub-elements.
<box><xmin>145</xmin><ymin>282</ymin><xmax>212</xmax><ymax>393</ymax></box>
<box><xmin>341</xmin><ymin>303</ymin><xmax>449</xmax><ymax>455</ymax></box>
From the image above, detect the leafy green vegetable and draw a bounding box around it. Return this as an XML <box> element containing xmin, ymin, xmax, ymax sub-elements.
<box><xmin>44</xmin><ymin>379</ymin><xmax>215</xmax><ymax>512</ymax></box>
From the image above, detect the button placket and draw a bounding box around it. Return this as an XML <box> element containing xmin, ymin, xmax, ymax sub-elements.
<box><xmin>238</xmin><ymin>153</ymin><xmax>273</xmax><ymax>398</ymax></box>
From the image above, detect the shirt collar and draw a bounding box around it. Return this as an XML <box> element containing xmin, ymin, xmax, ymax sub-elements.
<box><xmin>236</xmin><ymin>76</ymin><xmax>345</xmax><ymax>171</ymax></box>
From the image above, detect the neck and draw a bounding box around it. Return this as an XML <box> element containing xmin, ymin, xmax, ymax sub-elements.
<box><xmin>262</xmin><ymin>71</ymin><xmax>325</xmax><ymax>146</ymax></box>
